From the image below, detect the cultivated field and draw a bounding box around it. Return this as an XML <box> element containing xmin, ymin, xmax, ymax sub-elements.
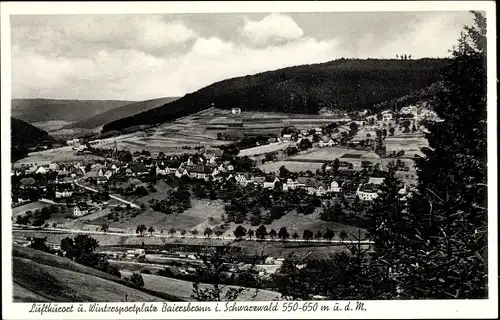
<box><xmin>94</xmin><ymin>108</ymin><xmax>346</xmax><ymax>155</ymax></box>
<box><xmin>94</xmin><ymin>199</ymin><xmax>225</xmax><ymax>234</ymax></box>
<box><xmin>289</xmin><ymin>147</ymin><xmax>367</xmax><ymax>162</ymax></box>
<box><xmin>259</xmin><ymin>161</ymin><xmax>324</xmax><ymax>173</ymax></box>
<box><xmin>12</xmin><ymin>201</ymin><xmax>55</xmax><ymax>218</ymax></box>
<box><xmin>385</xmin><ymin>134</ymin><xmax>428</xmax><ymax>157</ymax></box>
<box><xmin>238</xmin><ymin>142</ymin><xmax>292</xmax><ymax>157</ymax></box>
<box><xmin>96</xmin><ymin>111</ymin><xmax>234</xmax><ymax>154</ymax></box>
<box><xmin>15</xmin><ymin>146</ymin><xmax>105</xmax><ymax>165</ymax></box>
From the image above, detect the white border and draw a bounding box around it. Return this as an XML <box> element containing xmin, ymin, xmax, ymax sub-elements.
<box><xmin>1</xmin><ymin>2</ymin><xmax>497</xmax><ymax>319</ymax></box>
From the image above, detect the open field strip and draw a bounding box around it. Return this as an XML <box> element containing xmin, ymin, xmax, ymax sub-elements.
<box><xmin>15</xmin><ymin>146</ymin><xmax>105</xmax><ymax>165</ymax></box>
<box><xmin>259</xmin><ymin>161</ymin><xmax>324</xmax><ymax>173</ymax></box>
<box><xmin>289</xmin><ymin>147</ymin><xmax>367</xmax><ymax>161</ymax></box>
<box><xmin>12</xmin><ymin>201</ymin><xmax>56</xmax><ymax>218</ymax></box>
<box><xmin>238</xmin><ymin>142</ymin><xmax>292</xmax><ymax>157</ymax></box>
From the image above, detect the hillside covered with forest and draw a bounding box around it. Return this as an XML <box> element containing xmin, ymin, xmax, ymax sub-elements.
<box><xmin>11</xmin><ymin>117</ymin><xmax>56</xmax><ymax>162</ymax></box>
<box><xmin>11</xmin><ymin>117</ymin><xmax>55</xmax><ymax>146</ymax></box>
<box><xmin>102</xmin><ymin>58</ymin><xmax>450</xmax><ymax>133</ymax></box>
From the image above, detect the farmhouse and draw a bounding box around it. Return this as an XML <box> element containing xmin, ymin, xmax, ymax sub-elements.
<box><xmin>368</xmin><ymin>177</ymin><xmax>385</xmax><ymax>185</ymax></box>
<box><xmin>356</xmin><ymin>183</ymin><xmax>380</xmax><ymax>201</ymax></box>
<box><xmin>34</xmin><ymin>166</ymin><xmax>47</xmax><ymax>175</ymax></box>
<box><xmin>55</xmin><ymin>176</ymin><xmax>73</xmax><ymax>184</ymax></box>
<box><xmin>189</xmin><ymin>165</ymin><xmax>212</xmax><ymax>180</ymax></box>
<box><xmin>231</xmin><ymin>108</ymin><xmax>242</xmax><ymax>115</ymax></box>
<box><xmin>315</xmin><ymin>181</ymin><xmax>328</xmax><ymax>196</ymax></box>
<box><xmin>216</xmin><ymin>171</ymin><xmax>234</xmax><ymax>182</ymax></box>
<box><xmin>127</xmin><ymin>164</ymin><xmax>149</xmax><ymax>176</ymax></box>
<box><xmin>356</xmin><ymin>177</ymin><xmax>385</xmax><ymax>201</ymax></box>
<box><xmin>235</xmin><ymin>173</ymin><xmax>255</xmax><ymax>186</ymax></box>
<box><xmin>165</xmin><ymin>160</ymin><xmax>182</xmax><ymax>172</ymax></box>
<box><xmin>96</xmin><ymin>176</ymin><xmax>108</xmax><ymax>185</ymax></box>
<box><xmin>382</xmin><ymin>112</ymin><xmax>394</xmax><ymax>122</ymax></box>
<box><xmin>73</xmin><ymin>202</ymin><xmax>90</xmax><ymax>217</ymax></box>
<box><xmin>55</xmin><ymin>190</ymin><xmax>73</xmax><ymax>198</ymax></box>
<box><xmin>175</xmin><ymin>167</ymin><xmax>189</xmax><ymax>179</ymax></box>
<box><xmin>283</xmin><ymin>178</ymin><xmax>301</xmax><ymax>190</ymax></box>
<box><xmin>329</xmin><ymin>180</ymin><xmax>341</xmax><ymax>193</ymax></box>
<box><xmin>297</xmin><ymin>177</ymin><xmax>318</xmax><ymax>195</ymax></box>
<box><xmin>204</xmin><ymin>149</ymin><xmax>224</xmax><ymax>163</ymax></box>
<box><xmin>156</xmin><ymin>164</ymin><xmax>168</xmax><ymax>176</ymax></box>
<box><xmin>319</xmin><ymin>138</ymin><xmax>336</xmax><ymax>147</ymax></box>
<box><xmin>263</xmin><ymin>176</ymin><xmax>280</xmax><ymax>189</ymax></box>
<box><xmin>400</xmin><ymin>105</ymin><xmax>418</xmax><ymax>116</ymax></box>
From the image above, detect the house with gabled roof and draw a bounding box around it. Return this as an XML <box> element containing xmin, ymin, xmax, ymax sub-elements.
<box><xmin>96</xmin><ymin>176</ymin><xmax>108</xmax><ymax>185</ymax></box>
<box><xmin>356</xmin><ymin>183</ymin><xmax>380</xmax><ymax>201</ymax></box>
<box><xmin>34</xmin><ymin>166</ymin><xmax>47</xmax><ymax>175</ymax></box>
<box><xmin>164</xmin><ymin>160</ymin><xmax>182</xmax><ymax>174</ymax></box>
<box><xmin>329</xmin><ymin>180</ymin><xmax>341</xmax><ymax>193</ymax></box>
<box><xmin>368</xmin><ymin>177</ymin><xmax>385</xmax><ymax>186</ymax></box>
<box><xmin>175</xmin><ymin>167</ymin><xmax>189</xmax><ymax>179</ymax></box>
<box><xmin>73</xmin><ymin>202</ymin><xmax>90</xmax><ymax>217</ymax></box>
<box><xmin>213</xmin><ymin>171</ymin><xmax>232</xmax><ymax>182</ymax></box>
<box><xmin>235</xmin><ymin>172</ymin><xmax>254</xmax><ymax>187</ymax></box>
<box><xmin>127</xmin><ymin>163</ymin><xmax>149</xmax><ymax>176</ymax></box>
<box><xmin>189</xmin><ymin>165</ymin><xmax>212</xmax><ymax>180</ymax></box>
<box><xmin>315</xmin><ymin>181</ymin><xmax>328</xmax><ymax>196</ymax></box>
<box><xmin>283</xmin><ymin>178</ymin><xmax>301</xmax><ymax>191</ymax></box>
<box><xmin>263</xmin><ymin>175</ymin><xmax>280</xmax><ymax>189</ymax></box>
<box><xmin>156</xmin><ymin>164</ymin><xmax>168</xmax><ymax>176</ymax></box>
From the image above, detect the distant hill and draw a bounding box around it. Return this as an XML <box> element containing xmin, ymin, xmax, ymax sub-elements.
<box><xmin>69</xmin><ymin>97</ymin><xmax>179</xmax><ymax>130</ymax></box>
<box><xmin>102</xmin><ymin>58</ymin><xmax>451</xmax><ymax>133</ymax></box>
<box><xmin>11</xmin><ymin>99</ymin><xmax>135</xmax><ymax>124</ymax></box>
<box><xmin>12</xmin><ymin>244</ymin><xmax>165</xmax><ymax>302</ymax></box>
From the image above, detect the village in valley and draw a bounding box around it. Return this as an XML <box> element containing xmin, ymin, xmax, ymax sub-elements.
<box><xmin>7</xmin><ymin>8</ymin><xmax>489</xmax><ymax>308</ymax></box>
<box><xmin>11</xmin><ymin>101</ymin><xmax>440</xmax><ymax>300</ymax></box>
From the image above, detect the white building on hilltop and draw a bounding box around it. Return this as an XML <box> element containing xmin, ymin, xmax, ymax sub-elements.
<box><xmin>231</xmin><ymin>108</ymin><xmax>241</xmax><ymax>115</ymax></box>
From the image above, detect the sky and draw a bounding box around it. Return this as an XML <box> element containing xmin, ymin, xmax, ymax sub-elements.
<box><xmin>10</xmin><ymin>11</ymin><xmax>475</xmax><ymax>101</ymax></box>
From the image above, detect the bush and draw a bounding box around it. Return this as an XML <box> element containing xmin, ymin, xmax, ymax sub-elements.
<box><xmin>125</xmin><ymin>272</ymin><xmax>144</xmax><ymax>288</ymax></box>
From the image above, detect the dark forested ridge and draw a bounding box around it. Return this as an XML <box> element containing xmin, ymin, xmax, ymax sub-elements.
<box><xmin>11</xmin><ymin>117</ymin><xmax>56</xmax><ymax>162</ymax></box>
<box><xmin>102</xmin><ymin>58</ymin><xmax>450</xmax><ymax>133</ymax></box>
<box><xmin>11</xmin><ymin>117</ymin><xmax>54</xmax><ymax>146</ymax></box>
<box><xmin>68</xmin><ymin>97</ymin><xmax>180</xmax><ymax>129</ymax></box>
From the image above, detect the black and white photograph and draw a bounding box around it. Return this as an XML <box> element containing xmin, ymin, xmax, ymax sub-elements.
<box><xmin>1</xmin><ymin>1</ymin><xmax>497</xmax><ymax>319</ymax></box>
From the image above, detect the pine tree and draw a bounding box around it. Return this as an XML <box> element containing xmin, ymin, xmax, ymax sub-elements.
<box><xmin>385</xmin><ymin>11</ymin><xmax>488</xmax><ymax>299</ymax></box>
